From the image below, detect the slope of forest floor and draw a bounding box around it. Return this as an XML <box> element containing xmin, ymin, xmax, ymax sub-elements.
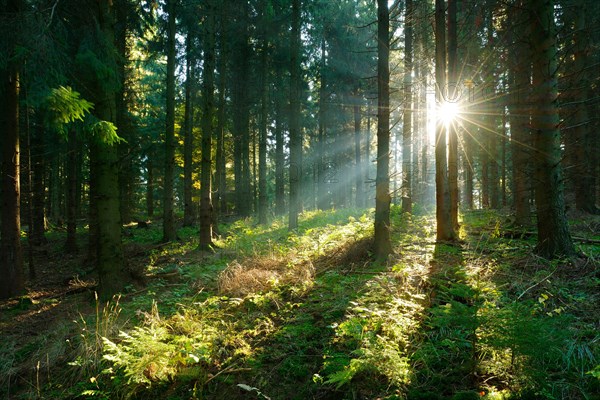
<box><xmin>1</xmin><ymin>207</ymin><xmax>599</xmax><ymax>400</ymax></box>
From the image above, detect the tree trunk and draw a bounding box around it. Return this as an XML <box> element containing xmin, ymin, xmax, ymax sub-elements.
<box><xmin>31</xmin><ymin>117</ymin><xmax>47</xmax><ymax>246</ymax></box>
<box><xmin>401</xmin><ymin>0</ymin><xmax>413</xmax><ymax>214</ymax></box>
<box><xmin>199</xmin><ymin>0</ymin><xmax>216</xmax><ymax>250</ymax></box>
<box><xmin>183</xmin><ymin>31</ymin><xmax>196</xmax><ymax>227</ymax></box>
<box><xmin>435</xmin><ymin>0</ymin><xmax>455</xmax><ymax>241</ymax></box>
<box><xmin>569</xmin><ymin>0</ymin><xmax>597</xmax><ymax>213</ymax></box>
<box><xmin>374</xmin><ymin>0</ymin><xmax>392</xmax><ymax>259</ymax></box>
<box><xmin>462</xmin><ymin>130</ymin><xmax>474</xmax><ymax>210</ymax></box>
<box><xmin>65</xmin><ymin>127</ymin><xmax>78</xmax><ymax>253</ymax></box>
<box><xmin>162</xmin><ymin>0</ymin><xmax>177</xmax><ymax>241</ymax></box>
<box><xmin>258</xmin><ymin>3</ymin><xmax>269</xmax><ymax>224</ymax></box>
<box><xmin>420</xmin><ymin>63</ymin><xmax>432</xmax><ymax>206</ymax></box>
<box><xmin>530</xmin><ymin>0</ymin><xmax>576</xmax><ymax>258</ymax></box>
<box><xmin>232</xmin><ymin>2</ymin><xmax>251</xmax><ymax>217</ymax></box>
<box><xmin>354</xmin><ymin>100</ymin><xmax>364</xmax><ymax>209</ymax></box>
<box><xmin>508</xmin><ymin>1</ymin><xmax>532</xmax><ymax>225</ymax></box>
<box><xmin>23</xmin><ymin>102</ymin><xmax>35</xmax><ymax>279</ymax></box>
<box><xmin>317</xmin><ymin>36</ymin><xmax>328</xmax><ymax>211</ymax></box>
<box><xmin>116</xmin><ymin>3</ymin><xmax>133</xmax><ymax>225</ymax></box>
<box><xmin>0</xmin><ymin>0</ymin><xmax>24</xmax><ymax>298</ymax></box>
<box><xmin>447</xmin><ymin>0</ymin><xmax>458</xmax><ymax>228</ymax></box>
<box><xmin>89</xmin><ymin>0</ymin><xmax>128</xmax><ymax>299</ymax></box>
<box><xmin>288</xmin><ymin>0</ymin><xmax>302</xmax><ymax>230</ymax></box>
<box><xmin>146</xmin><ymin>151</ymin><xmax>154</xmax><ymax>217</ymax></box>
<box><xmin>215</xmin><ymin>1</ymin><xmax>228</xmax><ymax>217</ymax></box>
<box><xmin>274</xmin><ymin>81</ymin><xmax>285</xmax><ymax>215</ymax></box>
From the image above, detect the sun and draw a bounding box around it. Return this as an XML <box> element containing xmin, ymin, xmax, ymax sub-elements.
<box><xmin>438</xmin><ymin>101</ymin><xmax>459</xmax><ymax>125</ymax></box>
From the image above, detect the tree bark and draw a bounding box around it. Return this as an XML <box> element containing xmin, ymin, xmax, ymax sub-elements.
<box><xmin>215</xmin><ymin>0</ymin><xmax>228</xmax><ymax>217</ymax></box>
<box><xmin>232</xmin><ymin>2</ymin><xmax>251</xmax><ymax>217</ymax></box>
<box><xmin>569</xmin><ymin>0</ymin><xmax>597</xmax><ymax>213</ymax></box>
<box><xmin>401</xmin><ymin>0</ymin><xmax>413</xmax><ymax>214</ymax></box>
<box><xmin>183</xmin><ymin>31</ymin><xmax>196</xmax><ymax>227</ymax></box>
<box><xmin>435</xmin><ymin>0</ymin><xmax>455</xmax><ymax>241</ymax></box>
<box><xmin>317</xmin><ymin>36</ymin><xmax>328</xmax><ymax>211</ymax></box>
<box><xmin>508</xmin><ymin>1</ymin><xmax>532</xmax><ymax>225</ymax></box>
<box><xmin>146</xmin><ymin>151</ymin><xmax>154</xmax><ymax>217</ymax></box>
<box><xmin>447</xmin><ymin>0</ymin><xmax>458</xmax><ymax>228</ymax></box>
<box><xmin>530</xmin><ymin>0</ymin><xmax>576</xmax><ymax>258</ymax></box>
<box><xmin>199</xmin><ymin>0</ymin><xmax>216</xmax><ymax>250</ymax></box>
<box><xmin>0</xmin><ymin>0</ymin><xmax>24</xmax><ymax>298</ymax></box>
<box><xmin>354</xmin><ymin>99</ymin><xmax>364</xmax><ymax>209</ymax></box>
<box><xmin>162</xmin><ymin>0</ymin><xmax>177</xmax><ymax>241</ymax></box>
<box><xmin>31</xmin><ymin>117</ymin><xmax>47</xmax><ymax>246</ymax></box>
<box><xmin>65</xmin><ymin>127</ymin><xmax>78</xmax><ymax>253</ymax></box>
<box><xmin>258</xmin><ymin>0</ymin><xmax>270</xmax><ymax>225</ymax></box>
<box><xmin>288</xmin><ymin>0</ymin><xmax>302</xmax><ymax>230</ymax></box>
<box><xmin>374</xmin><ymin>0</ymin><xmax>392</xmax><ymax>259</ymax></box>
<box><xmin>116</xmin><ymin>2</ymin><xmax>133</xmax><ymax>225</ymax></box>
<box><xmin>89</xmin><ymin>0</ymin><xmax>128</xmax><ymax>299</ymax></box>
<box><xmin>274</xmin><ymin>79</ymin><xmax>285</xmax><ymax>215</ymax></box>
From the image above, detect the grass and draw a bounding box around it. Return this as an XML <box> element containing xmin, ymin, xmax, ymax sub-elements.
<box><xmin>1</xmin><ymin>208</ymin><xmax>599</xmax><ymax>399</ymax></box>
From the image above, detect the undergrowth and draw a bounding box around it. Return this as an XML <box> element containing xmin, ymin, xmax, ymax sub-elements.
<box><xmin>1</xmin><ymin>208</ymin><xmax>599</xmax><ymax>399</ymax></box>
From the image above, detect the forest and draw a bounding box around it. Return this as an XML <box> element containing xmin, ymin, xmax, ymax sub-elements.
<box><xmin>1</xmin><ymin>0</ymin><xmax>599</xmax><ymax>398</ymax></box>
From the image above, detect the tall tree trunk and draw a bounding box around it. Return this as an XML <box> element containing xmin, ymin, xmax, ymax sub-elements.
<box><xmin>354</xmin><ymin>99</ymin><xmax>364</xmax><ymax>208</ymax></box>
<box><xmin>435</xmin><ymin>0</ymin><xmax>455</xmax><ymax>241</ymax></box>
<box><xmin>501</xmin><ymin>100</ymin><xmax>507</xmax><ymax>207</ymax></box>
<box><xmin>530</xmin><ymin>0</ymin><xmax>575</xmax><ymax>258</ymax></box>
<box><xmin>401</xmin><ymin>0</ymin><xmax>413</xmax><ymax>214</ymax></box>
<box><xmin>569</xmin><ymin>0</ymin><xmax>597</xmax><ymax>213</ymax></box>
<box><xmin>0</xmin><ymin>0</ymin><xmax>24</xmax><ymax>299</ymax></box>
<box><xmin>288</xmin><ymin>0</ymin><xmax>302</xmax><ymax>230</ymax></box>
<box><xmin>199</xmin><ymin>0</ymin><xmax>215</xmax><ymax>250</ymax></box>
<box><xmin>162</xmin><ymin>0</ymin><xmax>177</xmax><ymax>241</ymax></box>
<box><xmin>374</xmin><ymin>0</ymin><xmax>392</xmax><ymax>259</ymax></box>
<box><xmin>508</xmin><ymin>1</ymin><xmax>532</xmax><ymax>225</ymax></box>
<box><xmin>420</xmin><ymin>62</ymin><xmax>432</xmax><ymax>206</ymax></box>
<box><xmin>49</xmin><ymin>150</ymin><xmax>62</xmax><ymax>223</ymax></box>
<box><xmin>116</xmin><ymin>2</ymin><xmax>133</xmax><ymax>225</ymax></box>
<box><xmin>317</xmin><ymin>36</ymin><xmax>328</xmax><ymax>211</ymax></box>
<box><xmin>232</xmin><ymin>2</ymin><xmax>251</xmax><ymax>217</ymax></box>
<box><xmin>462</xmin><ymin>130</ymin><xmax>474</xmax><ymax>210</ymax></box>
<box><xmin>90</xmin><ymin>0</ymin><xmax>128</xmax><ymax>299</ymax></box>
<box><xmin>215</xmin><ymin>1</ymin><xmax>228</xmax><ymax>217</ymax></box>
<box><xmin>366</xmin><ymin>100</ymin><xmax>372</xmax><ymax>207</ymax></box>
<box><xmin>65</xmin><ymin>127</ymin><xmax>78</xmax><ymax>253</ymax></box>
<box><xmin>447</xmin><ymin>0</ymin><xmax>459</xmax><ymax>228</ymax></box>
<box><xmin>258</xmin><ymin>3</ymin><xmax>269</xmax><ymax>224</ymax></box>
<box><xmin>146</xmin><ymin>153</ymin><xmax>154</xmax><ymax>217</ymax></box>
<box><xmin>23</xmin><ymin>102</ymin><xmax>35</xmax><ymax>279</ymax></box>
<box><xmin>183</xmin><ymin>31</ymin><xmax>196</xmax><ymax>227</ymax></box>
<box><xmin>31</xmin><ymin>117</ymin><xmax>47</xmax><ymax>246</ymax></box>
<box><xmin>274</xmin><ymin>81</ymin><xmax>285</xmax><ymax>215</ymax></box>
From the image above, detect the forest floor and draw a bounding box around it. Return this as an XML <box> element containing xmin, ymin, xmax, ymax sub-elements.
<box><xmin>1</xmin><ymin>207</ymin><xmax>599</xmax><ymax>400</ymax></box>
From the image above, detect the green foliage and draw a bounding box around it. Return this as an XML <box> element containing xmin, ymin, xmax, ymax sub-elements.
<box><xmin>322</xmin><ymin>274</ymin><xmax>422</xmax><ymax>391</ymax></box>
<box><xmin>99</xmin><ymin>300</ymin><xmax>223</xmax><ymax>396</ymax></box>
<box><xmin>45</xmin><ymin>86</ymin><xmax>93</xmax><ymax>135</ymax></box>
<box><xmin>13</xmin><ymin>209</ymin><xmax>597</xmax><ymax>400</ymax></box>
<box><xmin>88</xmin><ymin>120</ymin><xmax>125</xmax><ymax>146</ymax></box>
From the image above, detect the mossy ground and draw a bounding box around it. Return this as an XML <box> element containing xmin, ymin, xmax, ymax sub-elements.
<box><xmin>1</xmin><ymin>208</ymin><xmax>599</xmax><ymax>399</ymax></box>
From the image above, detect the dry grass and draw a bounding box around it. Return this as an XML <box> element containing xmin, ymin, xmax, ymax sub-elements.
<box><xmin>218</xmin><ymin>256</ymin><xmax>315</xmax><ymax>297</ymax></box>
<box><xmin>313</xmin><ymin>236</ymin><xmax>373</xmax><ymax>274</ymax></box>
<box><xmin>218</xmin><ymin>236</ymin><xmax>373</xmax><ymax>297</ymax></box>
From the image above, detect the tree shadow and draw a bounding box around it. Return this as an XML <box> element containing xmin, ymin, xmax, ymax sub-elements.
<box><xmin>203</xmin><ymin>237</ymin><xmax>381</xmax><ymax>400</ymax></box>
<box><xmin>405</xmin><ymin>242</ymin><xmax>487</xmax><ymax>399</ymax></box>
